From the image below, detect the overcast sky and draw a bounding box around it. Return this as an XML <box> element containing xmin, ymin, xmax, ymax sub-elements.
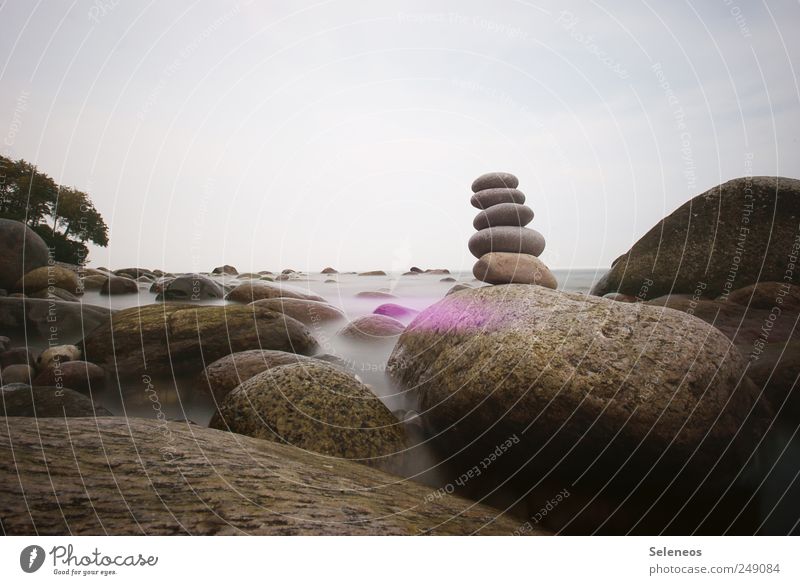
<box><xmin>1</xmin><ymin>0</ymin><xmax>798</xmax><ymax>272</ymax></box>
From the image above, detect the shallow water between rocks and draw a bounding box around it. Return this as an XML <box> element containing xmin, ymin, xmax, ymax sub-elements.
<box><xmin>78</xmin><ymin>268</ymin><xmax>604</xmax><ymax>427</ymax></box>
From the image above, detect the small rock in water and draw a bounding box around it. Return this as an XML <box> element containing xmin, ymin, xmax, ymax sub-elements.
<box><xmin>212</xmin><ymin>265</ymin><xmax>238</xmax><ymax>275</ymax></box>
<box><xmin>321</xmin><ymin>267</ymin><xmax>338</xmax><ymax>274</ymax></box>
<box><xmin>82</xmin><ymin>275</ymin><xmax>108</xmax><ymax>290</ymax></box>
<box><xmin>158</xmin><ymin>274</ymin><xmax>224</xmax><ymax>301</ymax></box>
<box><xmin>338</xmin><ymin>315</ymin><xmax>406</xmax><ymax>341</ymax></box>
<box><xmin>355</xmin><ymin>291</ymin><xmax>397</xmax><ymax>299</ymax></box>
<box><xmin>101</xmin><ymin>276</ymin><xmax>139</xmax><ymax>295</ymax></box>
<box><xmin>14</xmin><ymin>265</ymin><xmax>80</xmax><ymax>295</ymax></box>
<box><xmin>471</xmin><ymin>171</ymin><xmax>519</xmax><ymax>192</ymax></box>
<box><xmin>226</xmin><ymin>281</ymin><xmax>325</xmax><ymax>303</ymax></box>
<box><xmin>250</xmin><ymin>298</ymin><xmax>345</xmax><ymax>325</ymax></box>
<box><xmin>373</xmin><ymin>303</ymin><xmax>419</xmax><ymax>319</ymax></box>
<box><xmin>446</xmin><ymin>283</ymin><xmax>473</xmax><ymax>296</ymax></box>
<box><xmin>358</xmin><ymin>270</ymin><xmax>387</xmax><ymax>276</ymax></box>
<box><xmin>409</xmin><ymin>266</ymin><xmax>423</xmax><ymax>273</ymax></box>
<box><xmin>440</xmin><ymin>277</ymin><xmax>456</xmax><ymax>282</ymax></box>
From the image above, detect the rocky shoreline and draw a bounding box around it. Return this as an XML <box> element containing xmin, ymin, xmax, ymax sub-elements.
<box><xmin>1</xmin><ymin>175</ymin><xmax>799</xmax><ymax>534</ymax></box>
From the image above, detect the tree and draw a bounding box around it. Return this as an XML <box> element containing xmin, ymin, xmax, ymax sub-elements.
<box><xmin>0</xmin><ymin>155</ymin><xmax>109</xmax><ymax>264</ymax></box>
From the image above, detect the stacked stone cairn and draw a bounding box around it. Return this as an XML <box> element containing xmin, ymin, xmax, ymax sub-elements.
<box><xmin>469</xmin><ymin>172</ymin><xmax>557</xmax><ymax>288</ymax></box>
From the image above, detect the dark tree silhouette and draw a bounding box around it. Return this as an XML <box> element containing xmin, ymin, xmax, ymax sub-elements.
<box><xmin>0</xmin><ymin>155</ymin><xmax>109</xmax><ymax>264</ymax></box>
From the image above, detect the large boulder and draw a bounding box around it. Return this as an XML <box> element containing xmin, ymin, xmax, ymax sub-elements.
<box><xmin>591</xmin><ymin>177</ymin><xmax>800</xmax><ymax>300</ymax></box>
<box><xmin>388</xmin><ymin>285</ymin><xmax>769</xmax><ymax>531</ymax></box>
<box><xmin>197</xmin><ymin>349</ymin><xmax>316</xmax><ymax>402</ymax></box>
<box><xmin>0</xmin><ymin>219</ymin><xmax>50</xmax><ymax>291</ymax></box>
<box><xmin>14</xmin><ymin>265</ymin><xmax>80</xmax><ymax>295</ymax></box>
<box><xmin>0</xmin><ymin>385</ymin><xmax>111</xmax><ymax>417</ymax></box>
<box><xmin>82</xmin><ymin>304</ymin><xmax>318</xmax><ymax>378</ymax></box>
<box><xmin>0</xmin><ymin>297</ymin><xmax>114</xmax><ymax>344</ymax></box>
<box><xmin>210</xmin><ymin>362</ymin><xmax>406</xmax><ymax>469</ymax></box>
<box><xmin>0</xmin><ymin>417</ymin><xmax>535</xmax><ymax>535</ymax></box>
<box><xmin>157</xmin><ymin>274</ymin><xmax>224</xmax><ymax>301</ymax></box>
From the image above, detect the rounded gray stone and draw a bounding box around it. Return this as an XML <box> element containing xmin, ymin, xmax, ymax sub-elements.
<box><xmin>470</xmin><ymin>188</ymin><xmax>526</xmax><ymax>210</ymax></box>
<box><xmin>473</xmin><ymin>203</ymin><xmax>534</xmax><ymax>230</ymax></box>
<box><xmin>468</xmin><ymin>226</ymin><xmax>546</xmax><ymax>259</ymax></box>
<box><xmin>471</xmin><ymin>172</ymin><xmax>519</xmax><ymax>192</ymax></box>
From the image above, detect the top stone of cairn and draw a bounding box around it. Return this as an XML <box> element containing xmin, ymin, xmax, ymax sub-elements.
<box><xmin>471</xmin><ymin>171</ymin><xmax>519</xmax><ymax>193</ymax></box>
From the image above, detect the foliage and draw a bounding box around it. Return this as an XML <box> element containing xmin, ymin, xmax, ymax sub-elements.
<box><xmin>0</xmin><ymin>155</ymin><xmax>109</xmax><ymax>264</ymax></box>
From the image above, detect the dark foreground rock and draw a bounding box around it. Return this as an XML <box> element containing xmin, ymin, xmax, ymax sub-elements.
<box><xmin>644</xmin><ymin>286</ymin><xmax>800</xmax><ymax>414</ymax></box>
<box><xmin>0</xmin><ymin>219</ymin><xmax>50</xmax><ymax>291</ymax></box>
<box><xmin>82</xmin><ymin>304</ymin><xmax>317</xmax><ymax>378</ymax></box>
<box><xmin>0</xmin><ymin>297</ymin><xmax>114</xmax><ymax>344</ymax></box>
<box><xmin>591</xmin><ymin>177</ymin><xmax>800</xmax><ymax>300</ymax></box>
<box><xmin>0</xmin><ymin>385</ymin><xmax>111</xmax><ymax>417</ymax></box>
<box><xmin>388</xmin><ymin>285</ymin><xmax>770</xmax><ymax>533</ymax></box>
<box><xmin>0</xmin><ymin>417</ymin><xmax>535</xmax><ymax>535</ymax></box>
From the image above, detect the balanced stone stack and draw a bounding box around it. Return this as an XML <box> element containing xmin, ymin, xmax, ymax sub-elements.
<box><xmin>469</xmin><ymin>172</ymin><xmax>557</xmax><ymax>288</ymax></box>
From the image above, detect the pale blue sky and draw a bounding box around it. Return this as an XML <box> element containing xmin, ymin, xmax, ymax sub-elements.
<box><xmin>1</xmin><ymin>0</ymin><xmax>798</xmax><ymax>271</ymax></box>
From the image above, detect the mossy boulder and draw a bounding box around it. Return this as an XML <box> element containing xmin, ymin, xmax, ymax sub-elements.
<box><xmin>15</xmin><ymin>265</ymin><xmax>80</xmax><ymax>294</ymax></box>
<box><xmin>198</xmin><ymin>349</ymin><xmax>316</xmax><ymax>402</ymax></box>
<box><xmin>591</xmin><ymin>177</ymin><xmax>800</xmax><ymax>300</ymax></box>
<box><xmin>82</xmin><ymin>303</ymin><xmax>318</xmax><ymax>378</ymax></box>
<box><xmin>388</xmin><ymin>285</ymin><xmax>768</xmax><ymax>481</ymax></box>
<box><xmin>211</xmin><ymin>361</ymin><xmax>406</xmax><ymax>469</ymax></box>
